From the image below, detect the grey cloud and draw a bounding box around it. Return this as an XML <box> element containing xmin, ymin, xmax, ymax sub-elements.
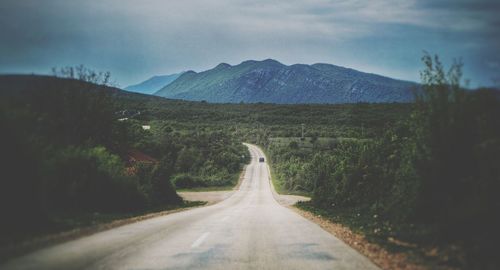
<box><xmin>0</xmin><ymin>0</ymin><xmax>498</xmax><ymax>87</ymax></box>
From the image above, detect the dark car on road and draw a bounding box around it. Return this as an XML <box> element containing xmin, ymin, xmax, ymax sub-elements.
<box><xmin>259</xmin><ymin>157</ymin><xmax>265</xmax><ymax>162</ymax></box>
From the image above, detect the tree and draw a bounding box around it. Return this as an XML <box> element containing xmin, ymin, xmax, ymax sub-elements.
<box><xmin>52</xmin><ymin>65</ymin><xmax>116</xmax><ymax>86</ymax></box>
<box><xmin>411</xmin><ymin>53</ymin><xmax>468</xmax><ymax>222</ymax></box>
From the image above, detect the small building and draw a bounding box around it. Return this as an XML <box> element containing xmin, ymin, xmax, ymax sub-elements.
<box><xmin>125</xmin><ymin>150</ymin><xmax>158</xmax><ymax>175</ymax></box>
<box><xmin>142</xmin><ymin>125</ymin><xmax>151</xmax><ymax>130</ymax></box>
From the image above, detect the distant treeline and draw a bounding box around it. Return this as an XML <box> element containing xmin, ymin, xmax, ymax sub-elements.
<box><xmin>117</xmin><ymin>93</ymin><xmax>412</xmax><ymax>139</ymax></box>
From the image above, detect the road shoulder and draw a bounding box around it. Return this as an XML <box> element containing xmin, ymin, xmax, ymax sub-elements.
<box><xmin>0</xmin><ymin>202</ymin><xmax>205</xmax><ymax>262</ymax></box>
<box><xmin>290</xmin><ymin>206</ymin><xmax>430</xmax><ymax>270</ymax></box>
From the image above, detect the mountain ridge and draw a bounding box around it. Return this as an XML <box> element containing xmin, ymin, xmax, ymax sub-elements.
<box><xmin>125</xmin><ymin>73</ymin><xmax>183</xmax><ymax>95</ymax></box>
<box><xmin>155</xmin><ymin>59</ymin><xmax>418</xmax><ymax>104</ymax></box>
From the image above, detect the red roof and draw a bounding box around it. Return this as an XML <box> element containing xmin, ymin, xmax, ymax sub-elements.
<box><xmin>127</xmin><ymin>150</ymin><xmax>157</xmax><ymax>164</ymax></box>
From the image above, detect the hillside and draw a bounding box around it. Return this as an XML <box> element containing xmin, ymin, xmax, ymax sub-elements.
<box><xmin>155</xmin><ymin>59</ymin><xmax>418</xmax><ymax>104</ymax></box>
<box><xmin>125</xmin><ymin>73</ymin><xmax>182</xmax><ymax>94</ymax></box>
<box><xmin>0</xmin><ymin>75</ymin><xmax>411</xmax><ymax>138</ymax></box>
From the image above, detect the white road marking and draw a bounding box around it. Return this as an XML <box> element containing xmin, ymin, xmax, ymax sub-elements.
<box><xmin>191</xmin><ymin>232</ymin><xmax>210</xmax><ymax>248</ymax></box>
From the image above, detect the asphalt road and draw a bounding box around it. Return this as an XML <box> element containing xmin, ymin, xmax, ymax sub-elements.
<box><xmin>1</xmin><ymin>143</ymin><xmax>379</xmax><ymax>270</ymax></box>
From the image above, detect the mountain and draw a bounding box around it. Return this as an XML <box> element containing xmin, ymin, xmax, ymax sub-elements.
<box><xmin>155</xmin><ymin>59</ymin><xmax>418</xmax><ymax>104</ymax></box>
<box><xmin>125</xmin><ymin>73</ymin><xmax>183</xmax><ymax>95</ymax></box>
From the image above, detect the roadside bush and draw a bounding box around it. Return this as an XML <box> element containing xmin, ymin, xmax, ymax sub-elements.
<box><xmin>143</xmin><ymin>130</ymin><xmax>249</xmax><ymax>189</ymax></box>
<box><xmin>408</xmin><ymin>55</ymin><xmax>500</xmax><ymax>267</ymax></box>
<box><xmin>134</xmin><ymin>161</ymin><xmax>182</xmax><ymax>206</ymax></box>
<box><xmin>175</xmin><ymin>147</ymin><xmax>202</xmax><ymax>173</ymax></box>
<box><xmin>203</xmin><ymin>169</ymin><xmax>233</xmax><ymax>186</ymax></box>
<box><xmin>171</xmin><ymin>174</ymin><xmax>204</xmax><ymax>189</ymax></box>
<box><xmin>0</xmin><ymin>106</ymin><xmax>48</xmax><ymax>233</ymax></box>
<box><xmin>44</xmin><ymin>146</ymin><xmax>146</xmax><ymax>213</ymax></box>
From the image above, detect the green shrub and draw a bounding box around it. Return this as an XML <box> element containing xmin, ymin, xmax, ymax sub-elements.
<box><xmin>203</xmin><ymin>169</ymin><xmax>233</xmax><ymax>186</ymax></box>
<box><xmin>171</xmin><ymin>174</ymin><xmax>204</xmax><ymax>188</ymax></box>
<box><xmin>44</xmin><ymin>146</ymin><xmax>146</xmax><ymax>213</ymax></box>
<box><xmin>0</xmin><ymin>106</ymin><xmax>48</xmax><ymax>233</ymax></box>
<box><xmin>134</xmin><ymin>161</ymin><xmax>182</xmax><ymax>206</ymax></box>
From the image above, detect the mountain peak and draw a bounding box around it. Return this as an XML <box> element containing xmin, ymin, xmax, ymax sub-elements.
<box><xmin>239</xmin><ymin>59</ymin><xmax>283</xmax><ymax>66</ymax></box>
<box><xmin>215</xmin><ymin>63</ymin><xmax>231</xmax><ymax>69</ymax></box>
<box><xmin>262</xmin><ymin>58</ymin><xmax>282</xmax><ymax>65</ymax></box>
<box><xmin>240</xmin><ymin>60</ymin><xmax>257</xmax><ymax>65</ymax></box>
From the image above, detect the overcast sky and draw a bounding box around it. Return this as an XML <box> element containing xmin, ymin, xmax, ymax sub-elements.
<box><xmin>1</xmin><ymin>0</ymin><xmax>499</xmax><ymax>88</ymax></box>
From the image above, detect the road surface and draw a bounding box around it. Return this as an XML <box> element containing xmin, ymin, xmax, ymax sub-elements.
<box><xmin>1</xmin><ymin>144</ymin><xmax>379</xmax><ymax>270</ymax></box>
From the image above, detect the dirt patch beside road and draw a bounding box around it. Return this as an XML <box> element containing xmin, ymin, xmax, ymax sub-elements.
<box><xmin>275</xmin><ymin>194</ymin><xmax>310</xmax><ymax>206</ymax></box>
<box><xmin>178</xmin><ymin>191</ymin><xmax>234</xmax><ymax>205</ymax></box>
<box><xmin>178</xmin><ymin>165</ymin><xmax>248</xmax><ymax>205</ymax></box>
<box><xmin>266</xmin><ymin>163</ymin><xmax>311</xmax><ymax>206</ymax></box>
